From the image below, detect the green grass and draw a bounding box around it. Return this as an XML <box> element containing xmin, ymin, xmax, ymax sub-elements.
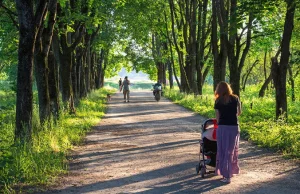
<box><xmin>0</xmin><ymin>88</ymin><xmax>115</xmax><ymax>193</ymax></box>
<box><xmin>164</xmin><ymin>85</ymin><xmax>300</xmax><ymax>158</ymax></box>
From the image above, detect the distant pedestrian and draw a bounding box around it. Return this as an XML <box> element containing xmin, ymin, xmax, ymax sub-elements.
<box><xmin>118</xmin><ymin>78</ymin><xmax>122</xmax><ymax>91</ymax></box>
<box><xmin>214</xmin><ymin>81</ymin><xmax>242</xmax><ymax>184</ymax></box>
<box><xmin>120</xmin><ymin>76</ymin><xmax>130</xmax><ymax>102</ymax></box>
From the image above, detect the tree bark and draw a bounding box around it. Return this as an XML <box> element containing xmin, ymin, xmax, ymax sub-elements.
<box><xmin>71</xmin><ymin>51</ymin><xmax>78</xmax><ymax>103</ymax></box>
<box><xmin>169</xmin><ymin>0</ymin><xmax>188</xmax><ymax>92</ymax></box>
<box><xmin>95</xmin><ymin>49</ymin><xmax>104</xmax><ymax>89</ymax></box>
<box><xmin>15</xmin><ymin>0</ymin><xmax>47</xmax><ymax>142</ymax></box>
<box><xmin>48</xmin><ymin>50</ymin><xmax>60</xmax><ymax>121</ymax></box>
<box><xmin>259</xmin><ymin>73</ymin><xmax>272</xmax><ymax>98</ymax></box>
<box><xmin>196</xmin><ymin>0</ymin><xmax>209</xmax><ymax>95</ymax></box>
<box><xmin>85</xmin><ymin>35</ymin><xmax>91</xmax><ymax>93</ymax></box>
<box><xmin>271</xmin><ymin>0</ymin><xmax>295</xmax><ymax>119</ymax></box>
<box><xmin>288</xmin><ymin>64</ymin><xmax>295</xmax><ymax>102</ymax></box>
<box><xmin>34</xmin><ymin>48</ymin><xmax>51</xmax><ymax>124</ymax></box>
<box><xmin>227</xmin><ymin>1</ymin><xmax>253</xmax><ymax>97</ymax></box>
<box><xmin>34</xmin><ymin>0</ymin><xmax>57</xmax><ymax>125</ymax></box>
<box><xmin>164</xmin><ymin>10</ymin><xmax>178</xmax><ymax>90</ymax></box>
<box><xmin>263</xmin><ymin>50</ymin><xmax>267</xmax><ymax>81</ymax></box>
<box><xmin>242</xmin><ymin>60</ymin><xmax>259</xmax><ymax>91</ymax></box>
<box><xmin>90</xmin><ymin>52</ymin><xmax>96</xmax><ymax>90</ymax></box>
<box><xmin>211</xmin><ymin>0</ymin><xmax>227</xmax><ymax>91</ymax></box>
<box><xmin>58</xmin><ymin>24</ymin><xmax>84</xmax><ymax>113</ymax></box>
<box><xmin>100</xmin><ymin>50</ymin><xmax>108</xmax><ymax>88</ymax></box>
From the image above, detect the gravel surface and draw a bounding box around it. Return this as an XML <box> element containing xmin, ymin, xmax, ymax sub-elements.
<box><xmin>39</xmin><ymin>90</ymin><xmax>300</xmax><ymax>194</ymax></box>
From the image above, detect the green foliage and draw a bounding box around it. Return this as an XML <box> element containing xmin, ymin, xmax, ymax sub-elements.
<box><xmin>0</xmin><ymin>1</ymin><xmax>18</xmax><ymax>79</ymax></box>
<box><xmin>0</xmin><ymin>88</ymin><xmax>114</xmax><ymax>192</ymax></box>
<box><xmin>164</xmin><ymin>84</ymin><xmax>300</xmax><ymax>158</ymax></box>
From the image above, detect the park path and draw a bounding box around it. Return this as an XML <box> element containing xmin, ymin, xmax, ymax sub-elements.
<box><xmin>41</xmin><ymin>91</ymin><xmax>300</xmax><ymax>194</ymax></box>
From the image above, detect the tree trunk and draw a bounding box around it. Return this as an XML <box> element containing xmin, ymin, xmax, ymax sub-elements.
<box><xmin>271</xmin><ymin>0</ymin><xmax>295</xmax><ymax>119</ymax></box>
<box><xmin>242</xmin><ymin>60</ymin><xmax>259</xmax><ymax>91</ymax></box>
<box><xmin>80</xmin><ymin>50</ymin><xmax>87</xmax><ymax>98</ymax></box>
<box><xmin>169</xmin><ymin>0</ymin><xmax>187</xmax><ymax>92</ymax></box>
<box><xmin>75</xmin><ymin>48</ymin><xmax>81</xmax><ymax>99</ymax></box>
<box><xmin>271</xmin><ymin>57</ymin><xmax>287</xmax><ymax>118</ymax></box>
<box><xmin>59</xmin><ymin>47</ymin><xmax>76</xmax><ymax>113</ymax></box>
<box><xmin>211</xmin><ymin>0</ymin><xmax>227</xmax><ymax>91</ymax></box>
<box><xmin>48</xmin><ymin>51</ymin><xmax>60</xmax><ymax>121</ymax></box>
<box><xmin>169</xmin><ymin>41</ymin><xmax>181</xmax><ymax>90</ymax></box>
<box><xmin>15</xmin><ymin>0</ymin><xmax>48</xmax><ymax>142</ymax></box>
<box><xmin>51</xmin><ymin>31</ymin><xmax>61</xmax><ymax>73</ymax></box>
<box><xmin>288</xmin><ymin>65</ymin><xmax>295</xmax><ymax>102</ymax></box>
<box><xmin>58</xmin><ymin>23</ymin><xmax>84</xmax><ymax>113</ymax></box>
<box><xmin>100</xmin><ymin>50</ymin><xmax>108</xmax><ymax>88</ymax></box>
<box><xmin>71</xmin><ymin>53</ymin><xmax>78</xmax><ymax>103</ymax></box>
<box><xmin>34</xmin><ymin>49</ymin><xmax>51</xmax><ymax>125</ymax></box>
<box><xmin>15</xmin><ymin>0</ymin><xmax>36</xmax><ymax>142</ymax></box>
<box><xmin>60</xmin><ymin>50</ymin><xmax>72</xmax><ymax>103</ymax></box>
<box><xmin>157</xmin><ymin>62</ymin><xmax>164</xmax><ymax>83</ymax></box>
<box><xmin>34</xmin><ymin>0</ymin><xmax>57</xmax><ymax>125</ymax></box>
<box><xmin>227</xmin><ymin>2</ymin><xmax>253</xmax><ymax>97</ymax></box>
<box><xmin>229</xmin><ymin>67</ymin><xmax>241</xmax><ymax>96</ymax></box>
<box><xmin>187</xmin><ymin>0</ymin><xmax>198</xmax><ymax>94</ymax></box>
<box><xmin>85</xmin><ymin>36</ymin><xmax>91</xmax><ymax>93</ymax></box>
<box><xmin>263</xmin><ymin>50</ymin><xmax>267</xmax><ymax>81</ymax></box>
<box><xmin>90</xmin><ymin>52</ymin><xmax>96</xmax><ymax>90</ymax></box>
<box><xmin>196</xmin><ymin>0</ymin><xmax>209</xmax><ymax>95</ymax></box>
<box><xmin>167</xmin><ymin>60</ymin><xmax>173</xmax><ymax>89</ymax></box>
<box><xmin>164</xmin><ymin>9</ymin><xmax>177</xmax><ymax>90</ymax></box>
<box><xmin>56</xmin><ymin>3</ymin><xmax>85</xmax><ymax>112</ymax></box>
<box><xmin>95</xmin><ymin>49</ymin><xmax>104</xmax><ymax>89</ymax></box>
<box><xmin>258</xmin><ymin>73</ymin><xmax>272</xmax><ymax>98</ymax></box>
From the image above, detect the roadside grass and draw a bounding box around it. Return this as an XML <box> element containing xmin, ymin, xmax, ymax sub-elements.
<box><xmin>0</xmin><ymin>88</ymin><xmax>115</xmax><ymax>193</ymax></box>
<box><xmin>164</xmin><ymin>85</ymin><xmax>300</xmax><ymax>158</ymax></box>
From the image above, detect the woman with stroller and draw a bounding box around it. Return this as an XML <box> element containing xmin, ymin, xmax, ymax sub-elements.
<box><xmin>214</xmin><ymin>81</ymin><xmax>242</xmax><ymax>184</ymax></box>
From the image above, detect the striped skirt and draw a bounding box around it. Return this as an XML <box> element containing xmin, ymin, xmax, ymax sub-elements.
<box><xmin>215</xmin><ymin>125</ymin><xmax>240</xmax><ymax>178</ymax></box>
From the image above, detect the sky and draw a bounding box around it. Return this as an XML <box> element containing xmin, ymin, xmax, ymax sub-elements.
<box><xmin>107</xmin><ymin>68</ymin><xmax>152</xmax><ymax>82</ymax></box>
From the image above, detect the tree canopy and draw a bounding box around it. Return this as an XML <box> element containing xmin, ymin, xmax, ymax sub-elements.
<box><xmin>0</xmin><ymin>0</ymin><xmax>299</xmax><ymax>142</ymax></box>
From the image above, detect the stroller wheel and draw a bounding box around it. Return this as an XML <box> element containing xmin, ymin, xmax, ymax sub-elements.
<box><xmin>200</xmin><ymin>165</ymin><xmax>206</xmax><ymax>178</ymax></box>
<box><xmin>196</xmin><ymin>163</ymin><xmax>200</xmax><ymax>174</ymax></box>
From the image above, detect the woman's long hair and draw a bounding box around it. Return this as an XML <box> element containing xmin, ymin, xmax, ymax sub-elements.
<box><xmin>214</xmin><ymin>81</ymin><xmax>236</xmax><ymax>104</ymax></box>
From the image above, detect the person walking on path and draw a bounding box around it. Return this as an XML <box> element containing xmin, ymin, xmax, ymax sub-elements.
<box><xmin>214</xmin><ymin>81</ymin><xmax>242</xmax><ymax>184</ymax></box>
<box><xmin>120</xmin><ymin>76</ymin><xmax>130</xmax><ymax>102</ymax></box>
<box><xmin>118</xmin><ymin>78</ymin><xmax>122</xmax><ymax>91</ymax></box>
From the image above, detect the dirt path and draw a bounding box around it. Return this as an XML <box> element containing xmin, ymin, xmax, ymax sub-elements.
<box><xmin>41</xmin><ymin>91</ymin><xmax>300</xmax><ymax>194</ymax></box>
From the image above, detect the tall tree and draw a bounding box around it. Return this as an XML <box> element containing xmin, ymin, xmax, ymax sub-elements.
<box><xmin>169</xmin><ymin>0</ymin><xmax>189</xmax><ymax>92</ymax></box>
<box><xmin>15</xmin><ymin>0</ymin><xmax>47</xmax><ymax>142</ymax></box>
<box><xmin>227</xmin><ymin>1</ymin><xmax>254</xmax><ymax>97</ymax></box>
<box><xmin>211</xmin><ymin>0</ymin><xmax>227</xmax><ymax>90</ymax></box>
<box><xmin>56</xmin><ymin>2</ymin><xmax>85</xmax><ymax>113</ymax></box>
<box><xmin>34</xmin><ymin>0</ymin><xmax>57</xmax><ymax>124</ymax></box>
<box><xmin>271</xmin><ymin>0</ymin><xmax>296</xmax><ymax>119</ymax></box>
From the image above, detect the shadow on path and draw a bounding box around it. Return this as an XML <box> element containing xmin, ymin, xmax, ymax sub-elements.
<box><xmin>38</xmin><ymin>91</ymin><xmax>300</xmax><ymax>194</ymax></box>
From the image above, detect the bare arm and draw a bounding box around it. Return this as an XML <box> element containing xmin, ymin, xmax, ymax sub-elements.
<box><xmin>215</xmin><ymin>109</ymin><xmax>220</xmax><ymax>123</ymax></box>
<box><xmin>237</xmin><ymin>98</ymin><xmax>242</xmax><ymax>116</ymax></box>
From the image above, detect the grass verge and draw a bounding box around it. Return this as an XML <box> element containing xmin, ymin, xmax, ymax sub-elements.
<box><xmin>0</xmin><ymin>88</ymin><xmax>115</xmax><ymax>193</ymax></box>
<box><xmin>164</xmin><ymin>86</ymin><xmax>300</xmax><ymax>159</ymax></box>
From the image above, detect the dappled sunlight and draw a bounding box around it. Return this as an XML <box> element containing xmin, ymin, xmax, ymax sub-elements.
<box><xmin>38</xmin><ymin>90</ymin><xmax>300</xmax><ymax>194</ymax></box>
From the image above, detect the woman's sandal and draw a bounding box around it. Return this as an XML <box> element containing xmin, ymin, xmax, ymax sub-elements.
<box><xmin>220</xmin><ymin>178</ymin><xmax>231</xmax><ymax>184</ymax></box>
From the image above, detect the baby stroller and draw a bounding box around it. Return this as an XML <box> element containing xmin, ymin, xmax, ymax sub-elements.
<box><xmin>196</xmin><ymin>118</ymin><xmax>218</xmax><ymax>178</ymax></box>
